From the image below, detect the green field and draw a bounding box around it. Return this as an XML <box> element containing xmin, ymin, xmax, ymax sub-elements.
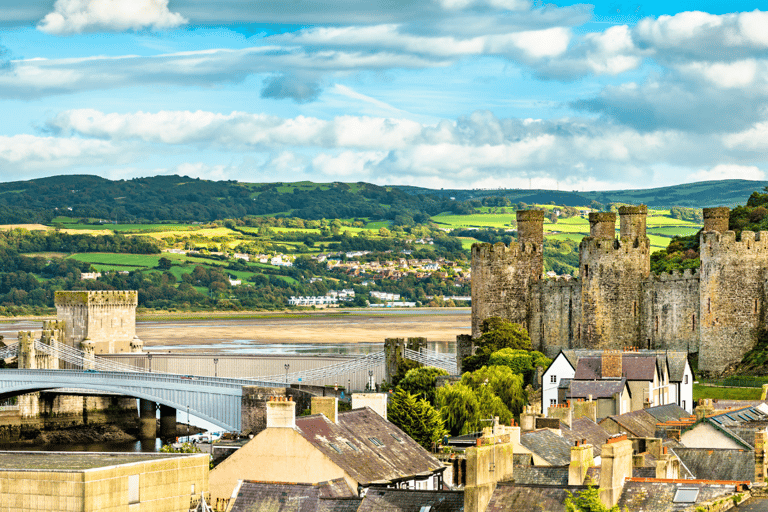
<box><xmin>68</xmin><ymin>253</ymin><xmax>162</xmax><ymax>269</ymax></box>
<box><xmin>693</xmin><ymin>384</ymin><xmax>762</xmax><ymax>401</ymax></box>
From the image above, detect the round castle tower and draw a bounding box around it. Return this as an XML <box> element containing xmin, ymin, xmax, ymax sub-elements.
<box><xmin>703</xmin><ymin>207</ymin><xmax>729</xmax><ymax>233</ymax></box>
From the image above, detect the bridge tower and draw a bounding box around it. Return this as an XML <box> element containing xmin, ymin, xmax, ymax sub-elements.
<box><xmin>55</xmin><ymin>291</ymin><xmax>142</xmax><ymax>355</ymax></box>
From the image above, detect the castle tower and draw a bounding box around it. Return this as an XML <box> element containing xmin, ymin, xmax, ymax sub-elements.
<box><xmin>579</xmin><ymin>208</ymin><xmax>649</xmax><ymax>349</ymax></box>
<box><xmin>55</xmin><ymin>291</ymin><xmax>139</xmax><ymax>354</ymax></box>
<box><xmin>703</xmin><ymin>207</ymin><xmax>730</xmax><ymax>233</ymax></box>
<box><xmin>471</xmin><ymin>210</ymin><xmax>544</xmax><ymax>337</ymax></box>
<box><xmin>699</xmin><ymin>208</ymin><xmax>768</xmax><ymax>373</ymax></box>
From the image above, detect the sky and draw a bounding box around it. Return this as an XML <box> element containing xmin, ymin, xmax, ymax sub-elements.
<box><xmin>0</xmin><ymin>1</ymin><xmax>767</xmax><ymax>191</ymax></box>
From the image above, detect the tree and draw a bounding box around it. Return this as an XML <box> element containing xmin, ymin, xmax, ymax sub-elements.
<box><xmin>157</xmin><ymin>257</ymin><xmax>172</xmax><ymax>270</ymax></box>
<box><xmin>387</xmin><ymin>388</ymin><xmax>447</xmax><ymax>450</ymax></box>
<box><xmin>462</xmin><ymin>317</ymin><xmax>532</xmax><ymax>372</ymax></box>
<box><xmin>436</xmin><ymin>382</ymin><xmax>481</xmax><ymax>436</ymax></box>
<box><xmin>489</xmin><ymin>348</ymin><xmax>552</xmax><ymax>386</ymax></box>
<box><xmin>461</xmin><ymin>365</ymin><xmax>526</xmax><ymax>418</ymax></box>
<box><xmin>564</xmin><ymin>484</ymin><xmax>620</xmax><ymax>512</ymax></box>
<box><xmin>396</xmin><ymin>367</ymin><xmax>448</xmax><ymax>406</ymax></box>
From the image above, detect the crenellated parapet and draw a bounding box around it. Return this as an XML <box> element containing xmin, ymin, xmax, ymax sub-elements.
<box><xmin>646</xmin><ymin>268</ymin><xmax>701</xmax><ymax>283</ymax></box>
<box><xmin>700</xmin><ymin>230</ymin><xmax>768</xmax><ymax>255</ymax></box>
<box><xmin>55</xmin><ymin>290</ymin><xmax>138</xmax><ymax>306</ymax></box>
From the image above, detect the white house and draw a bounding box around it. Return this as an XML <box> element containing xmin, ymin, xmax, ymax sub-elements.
<box><xmin>541</xmin><ymin>351</ymin><xmax>576</xmax><ymax>411</ymax></box>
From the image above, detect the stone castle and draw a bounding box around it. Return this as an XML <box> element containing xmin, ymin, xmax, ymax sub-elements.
<box><xmin>471</xmin><ymin>206</ymin><xmax>765</xmax><ymax>374</ymax></box>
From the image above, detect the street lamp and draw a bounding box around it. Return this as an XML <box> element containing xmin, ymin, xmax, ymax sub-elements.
<box><xmin>284</xmin><ymin>364</ymin><xmax>290</xmax><ymax>384</ymax></box>
<box><xmin>213</xmin><ymin>358</ymin><xmax>219</xmax><ymax>378</ymax></box>
<box><xmin>147</xmin><ymin>353</ymin><xmax>152</xmax><ymax>373</ymax></box>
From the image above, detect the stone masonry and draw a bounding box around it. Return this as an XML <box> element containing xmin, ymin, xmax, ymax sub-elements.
<box><xmin>472</xmin><ymin>206</ymin><xmax>767</xmax><ymax>374</ymax></box>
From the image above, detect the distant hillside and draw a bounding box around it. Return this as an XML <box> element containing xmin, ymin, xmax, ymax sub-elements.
<box><xmin>0</xmin><ymin>175</ymin><xmax>764</xmax><ymax>224</ymax></box>
<box><xmin>394</xmin><ymin>179</ymin><xmax>768</xmax><ymax>208</ymax></box>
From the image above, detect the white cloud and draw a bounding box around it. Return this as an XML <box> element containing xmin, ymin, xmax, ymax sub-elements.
<box><xmin>688</xmin><ymin>164</ymin><xmax>765</xmax><ymax>182</ymax></box>
<box><xmin>0</xmin><ymin>134</ymin><xmax>121</xmax><ymax>172</ymax></box>
<box><xmin>38</xmin><ymin>0</ymin><xmax>187</xmax><ymax>35</ymax></box>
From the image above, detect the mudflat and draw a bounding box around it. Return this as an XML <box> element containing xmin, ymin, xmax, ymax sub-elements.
<box><xmin>135</xmin><ymin>309</ymin><xmax>471</xmax><ymax>346</ymax></box>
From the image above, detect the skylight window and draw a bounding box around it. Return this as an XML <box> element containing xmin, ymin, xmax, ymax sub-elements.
<box><xmin>329</xmin><ymin>443</ymin><xmax>342</xmax><ymax>454</ymax></box>
<box><xmin>369</xmin><ymin>437</ymin><xmax>384</xmax><ymax>447</ymax></box>
<box><xmin>346</xmin><ymin>441</ymin><xmax>359</xmax><ymax>452</ymax></box>
<box><xmin>712</xmin><ymin>417</ymin><xmax>722</xmax><ymax>424</ymax></box>
<box><xmin>390</xmin><ymin>433</ymin><xmax>403</xmax><ymax>443</ymax></box>
<box><xmin>672</xmin><ymin>488</ymin><xmax>699</xmax><ymax>503</ymax></box>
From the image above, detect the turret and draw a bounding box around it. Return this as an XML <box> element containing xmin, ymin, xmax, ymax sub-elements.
<box><xmin>516</xmin><ymin>209</ymin><xmax>544</xmax><ymax>281</ymax></box>
<box><xmin>619</xmin><ymin>205</ymin><xmax>647</xmax><ymax>242</ymax></box>
<box><xmin>589</xmin><ymin>212</ymin><xmax>616</xmax><ymax>239</ymax></box>
<box><xmin>703</xmin><ymin>207</ymin><xmax>729</xmax><ymax>233</ymax></box>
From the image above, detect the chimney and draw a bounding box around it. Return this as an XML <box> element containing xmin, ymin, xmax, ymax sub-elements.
<box><xmin>569</xmin><ymin>441</ymin><xmax>595</xmax><ymax>485</ymax></box>
<box><xmin>599</xmin><ymin>435</ymin><xmax>633</xmax><ymax>508</ymax></box>
<box><xmin>703</xmin><ymin>207</ymin><xmax>730</xmax><ymax>233</ymax></box>
<box><xmin>756</xmin><ymin>429</ymin><xmax>768</xmax><ymax>483</ymax></box>
<box><xmin>266</xmin><ymin>396</ymin><xmax>296</xmax><ymax>429</ymax></box>
<box><xmin>520</xmin><ymin>405</ymin><xmax>538</xmax><ymax>432</ymax></box>
<box><xmin>311</xmin><ymin>396</ymin><xmax>338</xmax><ymax>423</ymax></box>
<box><xmin>547</xmin><ymin>401</ymin><xmax>572</xmax><ymax>428</ymax></box>
<box><xmin>351</xmin><ymin>393</ymin><xmax>387</xmax><ymax>420</ymax></box>
<box><xmin>464</xmin><ymin>435</ymin><xmax>515</xmax><ymax>512</ymax></box>
<box><xmin>694</xmin><ymin>398</ymin><xmax>715</xmax><ymax>421</ymax></box>
<box><xmin>602</xmin><ymin>350</ymin><xmax>622</xmax><ymax>379</ymax></box>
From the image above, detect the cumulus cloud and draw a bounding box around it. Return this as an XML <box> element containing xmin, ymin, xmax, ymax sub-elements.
<box><xmin>260</xmin><ymin>74</ymin><xmax>322</xmax><ymax>103</ymax></box>
<box><xmin>0</xmin><ymin>134</ymin><xmax>123</xmax><ymax>173</ymax></box>
<box><xmin>38</xmin><ymin>0</ymin><xmax>187</xmax><ymax>35</ymax></box>
<box><xmin>688</xmin><ymin>164</ymin><xmax>765</xmax><ymax>182</ymax></box>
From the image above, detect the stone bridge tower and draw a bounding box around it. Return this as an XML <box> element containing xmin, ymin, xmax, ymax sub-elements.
<box><xmin>579</xmin><ymin>206</ymin><xmax>650</xmax><ymax>349</ymax></box>
<box><xmin>55</xmin><ymin>291</ymin><xmax>141</xmax><ymax>355</ymax></box>
<box><xmin>471</xmin><ymin>210</ymin><xmax>544</xmax><ymax>337</ymax></box>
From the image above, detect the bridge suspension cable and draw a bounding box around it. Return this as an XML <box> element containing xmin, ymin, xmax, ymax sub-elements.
<box><xmin>403</xmin><ymin>348</ymin><xmax>458</xmax><ymax>374</ymax></box>
<box><xmin>33</xmin><ymin>340</ymin><xmax>148</xmax><ymax>373</ymax></box>
<box><xmin>254</xmin><ymin>350</ymin><xmax>386</xmax><ymax>384</ymax></box>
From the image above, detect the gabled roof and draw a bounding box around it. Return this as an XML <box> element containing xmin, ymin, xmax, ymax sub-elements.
<box><xmin>520</xmin><ymin>429</ymin><xmax>573</xmax><ymax>466</ymax></box>
<box><xmin>573</xmin><ymin>355</ymin><xmax>657</xmax><ymax>381</ymax></box>
<box><xmin>559</xmin><ymin>349</ymin><xmax>690</xmax><ymax>381</ymax></box>
<box><xmin>600</xmin><ymin>404</ymin><xmax>690</xmax><ymax>438</ymax></box>
<box><xmin>545</xmin><ymin>350</ymin><xmax>576</xmax><ymax>375</ymax></box>
<box><xmin>671</xmin><ymin>448</ymin><xmax>755</xmax><ymax>482</ymax></box>
<box><xmin>568</xmin><ymin>378</ymin><xmax>629</xmax><ymax>399</ymax></box>
<box><xmin>357</xmin><ymin>487</ymin><xmax>463</xmax><ymax>512</ymax></box>
<box><xmin>228</xmin><ymin>479</ymin><xmax>361</xmax><ymax>512</ymax></box>
<box><xmin>561</xmin><ymin>417</ymin><xmax>611</xmax><ymax>458</ymax></box>
<box><xmin>618</xmin><ymin>479</ymin><xmax>745</xmax><ymax>511</ymax></box>
<box><xmin>702</xmin><ymin>405</ymin><xmax>768</xmax><ymax>449</ymax></box>
<box><xmin>485</xmin><ymin>483</ymin><xmax>588</xmax><ymax>512</ymax></box>
<box><xmin>295</xmin><ymin>408</ymin><xmax>444</xmax><ymax>486</ymax></box>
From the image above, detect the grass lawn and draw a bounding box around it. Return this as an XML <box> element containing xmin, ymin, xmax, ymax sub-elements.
<box><xmin>693</xmin><ymin>383</ymin><xmax>763</xmax><ymax>401</ymax></box>
<box><xmin>68</xmin><ymin>253</ymin><xmax>162</xmax><ymax>268</ymax></box>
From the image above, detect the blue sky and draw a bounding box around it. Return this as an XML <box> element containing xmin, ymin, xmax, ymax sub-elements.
<box><xmin>0</xmin><ymin>1</ymin><xmax>767</xmax><ymax>191</ymax></box>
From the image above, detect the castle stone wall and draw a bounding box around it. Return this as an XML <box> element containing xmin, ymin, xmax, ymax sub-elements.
<box><xmin>55</xmin><ymin>290</ymin><xmax>138</xmax><ymax>354</ymax></box>
<box><xmin>531</xmin><ymin>278</ymin><xmax>581</xmax><ymax>356</ymax></box>
<box><xmin>641</xmin><ymin>270</ymin><xmax>700</xmax><ymax>351</ymax></box>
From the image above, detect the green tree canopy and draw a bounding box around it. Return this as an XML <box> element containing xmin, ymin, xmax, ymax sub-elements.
<box><xmin>463</xmin><ymin>317</ymin><xmax>532</xmax><ymax>372</ymax></box>
<box><xmin>489</xmin><ymin>348</ymin><xmax>552</xmax><ymax>386</ymax></box>
<box><xmin>387</xmin><ymin>388</ymin><xmax>447</xmax><ymax>450</ymax></box>
<box><xmin>396</xmin><ymin>366</ymin><xmax>448</xmax><ymax>406</ymax></box>
<box><xmin>461</xmin><ymin>365</ymin><xmax>527</xmax><ymax>418</ymax></box>
<box><xmin>564</xmin><ymin>484</ymin><xmax>620</xmax><ymax>512</ymax></box>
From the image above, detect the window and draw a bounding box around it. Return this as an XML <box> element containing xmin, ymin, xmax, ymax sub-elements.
<box><xmin>584</xmin><ymin>264</ymin><xmax>589</xmax><ymax>278</ymax></box>
<box><xmin>329</xmin><ymin>443</ymin><xmax>343</xmax><ymax>454</ymax></box>
<box><xmin>369</xmin><ymin>437</ymin><xmax>384</xmax><ymax>447</ymax></box>
<box><xmin>672</xmin><ymin>488</ymin><xmax>699</xmax><ymax>503</ymax></box>
<box><xmin>550</xmin><ymin>399</ymin><xmax>556</xmax><ymax>406</ymax></box>
<box><xmin>550</xmin><ymin>375</ymin><xmax>557</xmax><ymax>383</ymax></box>
<box><xmin>390</xmin><ymin>434</ymin><xmax>403</xmax><ymax>443</ymax></box>
<box><xmin>128</xmin><ymin>475</ymin><xmax>139</xmax><ymax>505</ymax></box>
<box><xmin>346</xmin><ymin>441</ymin><xmax>360</xmax><ymax>452</ymax></box>
<box><xmin>682</xmin><ymin>400</ymin><xmax>686</xmax><ymax>411</ymax></box>
<box><xmin>692</xmin><ymin>314</ymin><xmax>696</xmax><ymax>331</ymax></box>
<box><xmin>684</xmin><ymin>375</ymin><xmax>688</xmax><ymax>384</ymax></box>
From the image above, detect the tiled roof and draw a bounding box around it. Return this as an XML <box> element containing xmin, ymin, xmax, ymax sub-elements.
<box><xmin>568</xmin><ymin>378</ymin><xmax>628</xmax><ymax>399</ymax></box>
<box><xmin>485</xmin><ymin>483</ymin><xmax>588</xmax><ymax>512</ymax></box>
<box><xmin>573</xmin><ymin>355</ymin><xmax>657</xmax><ymax>381</ymax></box>
<box><xmin>734</xmin><ymin>497</ymin><xmax>768</xmax><ymax>511</ymax></box>
<box><xmin>295</xmin><ymin>408</ymin><xmax>445</xmax><ymax>486</ymax></box>
<box><xmin>561</xmin><ymin>417</ymin><xmax>611</xmax><ymax>458</ymax></box>
<box><xmin>228</xmin><ymin>479</ymin><xmax>361</xmax><ymax>512</ymax></box>
<box><xmin>664</xmin><ymin>352</ymin><xmax>689</xmax><ymax>382</ymax></box>
<box><xmin>644</xmin><ymin>404</ymin><xmax>690</xmax><ymax>423</ymax></box>
<box><xmin>618</xmin><ymin>480</ymin><xmax>743</xmax><ymax>511</ymax></box>
<box><xmin>357</xmin><ymin>487</ymin><xmax>463</xmax><ymax>512</ymax></box>
<box><xmin>512</xmin><ymin>466</ymin><xmax>569</xmax><ymax>486</ymax></box>
<box><xmin>600</xmin><ymin>405</ymin><xmax>690</xmax><ymax>438</ymax></box>
<box><xmin>671</xmin><ymin>448</ymin><xmax>755</xmax><ymax>482</ymax></box>
<box><xmin>520</xmin><ymin>429</ymin><xmax>573</xmax><ymax>466</ymax></box>
<box><xmin>560</xmin><ymin>349</ymin><xmax>688</xmax><ymax>381</ymax></box>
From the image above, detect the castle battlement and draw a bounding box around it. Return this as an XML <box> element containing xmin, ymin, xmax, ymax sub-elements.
<box><xmin>472</xmin><ymin>241</ymin><xmax>541</xmax><ymax>260</ymax></box>
<box><xmin>646</xmin><ymin>268</ymin><xmax>700</xmax><ymax>282</ymax></box>
<box><xmin>701</xmin><ymin>230</ymin><xmax>768</xmax><ymax>253</ymax></box>
<box><xmin>579</xmin><ymin>237</ymin><xmax>650</xmax><ymax>254</ymax></box>
<box><xmin>539</xmin><ymin>277</ymin><xmax>581</xmax><ymax>288</ymax></box>
<box><xmin>55</xmin><ymin>290</ymin><xmax>138</xmax><ymax>306</ymax></box>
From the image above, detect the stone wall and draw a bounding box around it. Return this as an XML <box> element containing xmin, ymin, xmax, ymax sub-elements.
<box><xmin>641</xmin><ymin>270</ymin><xmax>700</xmax><ymax>351</ymax></box>
<box><xmin>530</xmin><ymin>278</ymin><xmax>581</xmax><ymax>355</ymax></box>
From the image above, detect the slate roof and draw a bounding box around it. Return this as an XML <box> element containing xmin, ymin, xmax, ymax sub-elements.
<box><xmin>512</xmin><ymin>466</ymin><xmax>569</xmax><ymax>486</ymax></box>
<box><xmin>568</xmin><ymin>378</ymin><xmax>629</xmax><ymax>399</ymax></box>
<box><xmin>600</xmin><ymin>404</ymin><xmax>689</xmax><ymax>438</ymax></box>
<box><xmin>736</xmin><ymin>497</ymin><xmax>768</xmax><ymax>511</ymax></box>
<box><xmin>357</xmin><ymin>487</ymin><xmax>463</xmax><ymax>512</ymax></box>
<box><xmin>513</xmin><ymin>453</ymin><xmax>534</xmax><ymax>467</ymax></box>
<box><xmin>560</xmin><ymin>349</ymin><xmax>690</xmax><ymax>382</ymax></box>
<box><xmin>700</xmin><ymin>405</ymin><xmax>768</xmax><ymax>449</ymax></box>
<box><xmin>618</xmin><ymin>480</ymin><xmax>743</xmax><ymax>511</ymax></box>
<box><xmin>573</xmin><ymin>355</ymin><xmax>657</xmax><ymax>381</ymax></box>
<box><xmin>485</xmin><ymin>483</ymin><xmax>588</xmax><ymax>512</ymax></box>
<box><xmin>228</xmin><ymin>479</ymin><xmax>361</xmax><ymax>512</ymax></box>
<box><xmin>295</xmin><ymin>408</ymin><xmax>445</xmax><ymax>486</ymax></box>
<box><xmin>671</xmin><ymin>448</ymin><xmax>755</xmax><ymax>482</ymax></box>
<box><xmin>520</xmin><ymin>429</ymin><xmax>573</xmax><ymax>466</ymax></box>
<box><xmin>561</xmin><ymin>417</ymin><xmax>611</xmax><ymax>458</ymax></box>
